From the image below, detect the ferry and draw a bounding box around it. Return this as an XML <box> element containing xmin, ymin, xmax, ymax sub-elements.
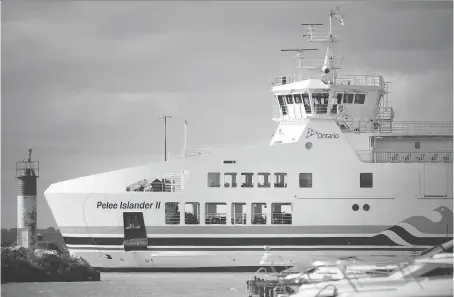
<box><xmin>44</xmin><ymin>8</ymin><xmax>453</xmax><ymax>271</ymax></box>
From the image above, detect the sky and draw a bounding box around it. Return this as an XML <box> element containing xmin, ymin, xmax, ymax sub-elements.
<box><xmin>2</xmin><ymin>1</ymin><xmax>453</xmax><ymax>228</ymax></box>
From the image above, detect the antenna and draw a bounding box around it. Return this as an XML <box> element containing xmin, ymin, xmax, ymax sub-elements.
<box><xmin>281</xmin><ymin>48</ymin><xmax>319</xmax><ymax>80</ymax></box>
<box><xmin>183</xmin><ymin>120</ymin><xmax>188</xmax><ymax>155</ymax></box>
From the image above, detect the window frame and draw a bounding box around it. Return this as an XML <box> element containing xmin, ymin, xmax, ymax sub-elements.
<box><xmin>360</xmin><ymin>173</ymin><xmax>373</xmax><ymax>188</ymax></box>
<box><xmin>299</xmin><ymin>173</ymin><xmax>313</xmax><ymax>188</ymax></box>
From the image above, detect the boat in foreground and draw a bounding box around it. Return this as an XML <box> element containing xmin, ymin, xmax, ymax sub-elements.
<box><xmin>44</xmin><ymin>7</ymin><xmax>453</xmax><ymax>271</ymax></box>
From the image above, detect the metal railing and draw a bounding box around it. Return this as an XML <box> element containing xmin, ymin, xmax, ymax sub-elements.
<box><xmin>185</xmin><ymin>212</ymin><xmax>199</xmax><ymax>224</ymax></box>
<box><xmin>339</xmin><ymin>120</ymin><xmax>453</xmax><ymax>135</ymax></box>
<box><xmin>356</xmin><ymin>151</ymin><xmax>453</xmax><ymax>163</ymax></box>
<box><xmin>271</xmin><ymin>213</ymin><xmax>293</xmax><ymax>224</ymax></box>
<box><xmin>126</xmin><ymin>171</ymin><xmax>185</xmax><ymax>192</ymax></box>
<box><xmin>231</xmin><ymin>213</ymin><xmax>247</xmax><ymax>225</ymax></box>
<box><xmin>205</xmin><ymin>213</ymin><xmax>227</xmax><ymax>225</ymax></box>
<box><xmin>252</xmin><ymin>213</ymin><xmax>267</xmax><ymax>225</ymax></box>
<box><xmin>376</xmin><ymin>107</ymin><xmax>394</xmax><ymax>121</ymax></box>
<box><xmin>271</xmin><ymin>74</ymin><xmax>384</xmax><ymax>88</ymax></box>
<box><xmin>165</xmin><ymin>213</ymin><xmax>180</xmax><ymax>224</ymax></box>
<box><xmin>334</xmin><ymin>75</ymin><xmax>384</xmax><ymax>87</ymax></box>
<box><xmin>167</xmin><ymin>150</ymin><xmax>217</xmax><ymax>160</ymax></box>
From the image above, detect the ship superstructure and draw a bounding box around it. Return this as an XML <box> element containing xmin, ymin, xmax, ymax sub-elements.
<box><xmin>44</xmin><ymin>8</ymin><xmax>453</xmax><ymax>271</ymax></box>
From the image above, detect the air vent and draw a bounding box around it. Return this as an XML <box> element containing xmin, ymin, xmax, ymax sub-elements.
<box><xmin>223</xmin><ymin>160</ymin><xmax>236</xmax><ymax>164</ymax></box>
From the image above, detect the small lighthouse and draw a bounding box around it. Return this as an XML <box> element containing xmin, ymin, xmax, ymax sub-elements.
<box><xmin>16</xmin><ymin>148</ymin><xmax>39</xmax><ymax>249</ymax></box>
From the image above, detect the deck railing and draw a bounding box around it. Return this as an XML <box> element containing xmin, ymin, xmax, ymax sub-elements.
<box><xmin>205</xmin><ymin>213</ymin><xmax>227</xmax><ymax>225</ymax></box>
<box><xmin>271</xmin><ymin>74</ymin><xmax>384</xmax><ymax>88</ymax></box>
<box><xmin>231</xmin><ymin>213</ymin><xmax>247</xmax><ymax>225</ymax></box>
<box><xmin>167</xmin><ymin>150</ymin><xmax>217</xmax><ymax>160</ymax></box>
<box><xmin>334</xmin><ymin>75</ymin><xmax>384</xmax><ymax>87</ymax></box>
<box><xmin>356</xmin><ymin>151</ymin><xmax>453</xmax><ymax>163</ymax></box>
<box><xmin>341</xmin><ymin>121</ymin><xmax>453</xmax><ymax>135</ymax></box>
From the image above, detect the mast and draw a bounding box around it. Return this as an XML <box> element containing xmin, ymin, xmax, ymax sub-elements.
<box><xmin>297</xmin><ymin>7</ymin><xmax>345</xmax><ymax>83</ymax></box>
<box><xmin>184</xmin><ymin>120</ymin><xmax>188</xmax><ymax>156</ymax></box>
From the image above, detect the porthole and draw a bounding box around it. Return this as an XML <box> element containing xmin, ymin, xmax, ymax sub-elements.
<box><xmin>305</xmin><ymin>142</ymin><xmax>313</xmax><ymax>150</ymax></box>
<box><xmin>363</xmin><ymin>204</ymin><xmax>370</xmax><ymax>211</ymax></box>
<box><xmin>352</xmin><ymin>204</ymin><xmax>359</xmax><ymax>211</ymax></box>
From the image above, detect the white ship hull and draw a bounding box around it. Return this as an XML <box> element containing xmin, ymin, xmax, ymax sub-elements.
<box><xmin>44</xmin><ymin>119</ymin><xmax>453</xmax><ymax>270</ymax></box>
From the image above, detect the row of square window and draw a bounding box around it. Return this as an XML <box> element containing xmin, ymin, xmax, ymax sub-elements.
<box><xmin>208</xmin><ymin>172</ymin><xmax>374</xmax><ymax>188</ymax></box>
<box><xmin>277</xmin><ymin>93</ymin><xmax>366</xmax><ymax>106</ymax></box>
<box><xmin>165</xmin><ymin>202</ymin><xmax>292</xmax><ymax>225</ymax></box>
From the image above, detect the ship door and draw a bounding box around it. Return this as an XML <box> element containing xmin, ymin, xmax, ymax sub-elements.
<box><xmin>123</xmin><ymin>212</ymin><xmax>148</xmax><ymax>251</ymax></box>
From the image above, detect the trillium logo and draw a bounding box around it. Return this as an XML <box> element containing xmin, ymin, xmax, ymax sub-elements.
<box><xmin>306</xmin><ymin>128</ymin><xmax>339</xmax><ymax>139</ymax></box>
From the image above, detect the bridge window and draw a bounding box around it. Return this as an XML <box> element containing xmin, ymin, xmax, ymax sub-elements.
<box><xmin>257</xmin><ymin>172</ymin><xmax>271</xmax><ymax>188</ymax></box>
<box><xmin>205</xmin><ymin>203</ymin><xmax>227</xmax><ymax>225</ymax></box>
<box><xmin>281</xmin><ymin>106</ymin><xmax>288</xmax><ymax>116</ymax></box>
<box><xmin>165</xmin><ymin>202</ymin><xmax>180</xmax><ymax>224</ymax></box>
<box><xmin>185</xmin><ymin>202</ymin><xmax>200</xmax><ymax>225</ymax></box>
<box><xmin>312</xmin><ymin>93</ymin><xmax>329</xmax><ymax>104</ymax></box>
<box><xmin>231</xmin><ymin>203</ymin><xmax>247</xmax><ymax>225</ymax></box>
<box><xmin>312</xmin><ymin>93</ymin><xmax>329</xmax><ymax>114</ymax></box>
<box><xmin>360</xmin><ymin>173</ymin><xmax>373</xmax><ymax>188</ymax></box>
<box><xmin>354</xmin><ymin>94</ymin><xmax>366</xmax><ymax>104</ymax></box>
<box><xmin>251</xmin><ymin>203</ymin><xmax>267</xmax><ymax>224</ymax></box>
<box><xmin>241</xmin><ymin>173</ymin><xmax>254</xmax><ymax>188</ymax></box>
<box><xmin>271</xmin><ymin>203</ymin><xmax>292</xmax><ymax>224</ymax></box>
<box><xmin>224</xmin><ymin>172</ymin><xmax>237</xmax><ymax>188</ymax></box>
<box><xmin>299</xmin><ymin>173</ymin><xmax>312</xmax><ymax>188</ymax></box>
<box><xmin>294</xmin><ymin>94</ymin><xmax>302</xmax><ymax>104</ymax></box>
<box><xmin>274</xmin><ymin>173</ymin><xmax>287</xmax><ymax>188</ymax></box>
<box><xmin>277</xmin><ymin>95</ymin><xmax>285</xmax><ymax>106</ymax></box>
<box><xmin>302</xmin><ymin>93</ymin><xmax>311</xmax><ymax>113</ymax></box>
<box><xmin>415</xmin><ymin>141</ymin><xmax>420</xmax><ymax>149</ymax></box>
<box><xmin>336</xmin><ymin>93</ymin><xmax>344</xmax><ymax>104</ymax></box>
<box><xmin>343</xmin><ymin>93</ymin><xmax>354</xmax><ymax>104</ymax></box>
<box><xmin>286</xmin><ymin>95</ymin><xmax>294</xmax><ymax>104</ymax></box>
<box><xmin>207</xmin><ymin>172</ymin><xmax>221</xmax><ymax>187</ymax></box>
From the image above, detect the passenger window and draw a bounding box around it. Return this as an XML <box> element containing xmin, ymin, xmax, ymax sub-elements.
<box><xmin>274</xmin><ymin>173</ymin><xmax>287</xmax><ymax>188</ymax></box>
<box><xmin>231</xmin><ymin>203</ymin><xmax>247</xmax><ymax>225</ymax></box>
<box><xmin>207</xmin><ymin>172</ymin><xmax>220</xmax><ymax>187</ymax></box>
<box><xmin>185</xmin><ymin>202</ymin><xmax>200</xmax><ymax>225</ymax></box>
<box><xmin>271</xmin><ymin>203</ymin><xmax>292</xmax><ymax>224</ymax></box>
<box><xmin>360</xmin><ymin>173</ymin><xmax>373</xmax><ymax>188</ymax></box>
<box><xmin>257</xmin><ymin>173</ymin><xmax>271</xmax><ymax>188</ymax></box>
<box><xmin>251</xmin><ymin>203</ymin><xmax>267</xmax><ymax>224</ymax></box>
<box><xmin>299</xmin><ymin>173</ymin><xmax>312</xmax><ymax>188</ymax></box>
<box><xmin>224</xmin><ymin>172</ymin><xmax>237</xmax><ymax>188</ymax></box>
<box><xmin>165</xmin><ymin>202</ymin><xmax>180</xmax><ymax>225</ymax></box>
<box><xmin>241</xmin><ymin>173</ymin><xmax>254</xmax><ymax>188</ymax></box>
<box><xmin>205</xmin><ymin>203</ymin><xmax>227</xmax><ymax>225</ymax></box>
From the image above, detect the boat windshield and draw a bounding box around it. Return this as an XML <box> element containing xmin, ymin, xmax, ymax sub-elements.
<box><xmin>420</xmin><ymin>244</ymin><xmax>443</xmax><ymax>256</ymax></box>
<box><xmin>387</xmin><ymin>263</ymin><xmax>425</xmax><ymax>280</ymax></box>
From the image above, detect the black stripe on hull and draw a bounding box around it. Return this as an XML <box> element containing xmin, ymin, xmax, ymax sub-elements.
<box><xmin>64</xmin><ymin>235</ymin><xmax>400</xmax><ymax>246</ymax></box>
<box><xmin>387</xmin><ymin>226</ymin><xmax>453</xmax><ymax>246</ymax></box>
<box><xmin>68</xmin><ymin>246</ymin><xmax>425</xmax><ymax>252</ymax></box>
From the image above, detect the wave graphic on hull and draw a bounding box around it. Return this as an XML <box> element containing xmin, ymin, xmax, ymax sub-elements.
<box><xmin>376</xmin><ymin>206</ymin><xmax>453</xmax><ymax>247</ymax></box>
